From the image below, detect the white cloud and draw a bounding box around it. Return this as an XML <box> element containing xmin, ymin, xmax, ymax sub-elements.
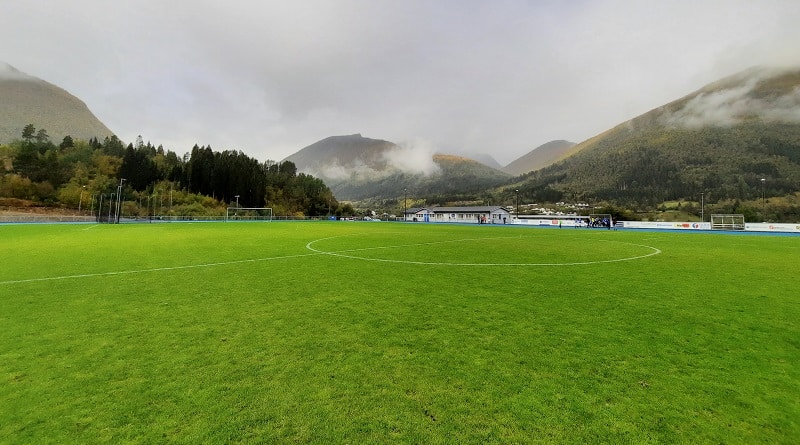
<box><xmin>662</xmin><ymin>68</ymin><xmax>800</xmax><ymax>127</ymax></box>
<box><xmin>0</xmin><ymin>62</ymin><xmax>34</xmax><ymax>81</ymax></box>
<box><xmin>307</xmin><ymin>138</ymin><xmax>441</xmax><ymax>181</ymax></box>
<box><xmin>383</xmin><ymin>140</ymin><xmax>441</xmax><ymax>176</ymax></box>
<box><xmin>2</xmin><ymin>0</ymin><xmax>800</xmax><ymax>164</ymax></box>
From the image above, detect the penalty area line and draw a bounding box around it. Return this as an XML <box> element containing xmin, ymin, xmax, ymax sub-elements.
<box><xmin>0</xmin><ymin>252</ymin><xmax>324</xmax><ymax>286</ymax></box>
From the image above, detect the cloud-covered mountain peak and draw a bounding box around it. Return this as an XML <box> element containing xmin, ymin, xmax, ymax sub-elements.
<box><xmin>659</xmin><ymin>66</ymin><xmax>800</xmax><ymax>128</ymax></box>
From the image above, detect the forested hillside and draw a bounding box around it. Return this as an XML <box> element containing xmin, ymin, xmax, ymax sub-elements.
<box><xmin>520</xmin><ymin>123</ymin><xmax>800</xmax><ymax>205</ymax></box>
<box><xmin>0</xmin><ymin>126</ymin><xmax>345</xmax><ymax>217</ymax></box>
<box><xmin>325</xmin><ymin>154</ymin><xmax>512</xmax><ymax>201</ymax></box>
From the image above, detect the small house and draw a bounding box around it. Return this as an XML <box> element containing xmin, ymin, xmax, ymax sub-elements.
<box><xmin>404</xmin><ymin>206</ymin><xmax>513</xmax><ymax>224</ymax></box>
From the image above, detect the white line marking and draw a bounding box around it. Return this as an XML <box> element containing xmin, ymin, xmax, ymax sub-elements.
<box><xmin>2</xmin><ymin>232</ymin><xmax>663</xmax><ymax>285</ymax></box>
<box><xmin>305</xmin><ymin>234</ymin><xmax>662</xmax><ymax>266</ymax></box>
<box><xmin>0</xmin><ymin>252</ymin><xmax>323</xmax><ymax>285</ymax></box>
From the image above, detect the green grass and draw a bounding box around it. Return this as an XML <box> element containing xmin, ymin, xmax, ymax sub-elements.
<box><xmin>1</xmin><ymin>222</ymin><xmax>798</xmax><ymax>444</ymax></box>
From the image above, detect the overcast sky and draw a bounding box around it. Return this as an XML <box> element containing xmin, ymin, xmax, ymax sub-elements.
<box><xmin>3</xmin><ymin>0</ymin><xmax>799</xmax><ymax>165</ymax></box>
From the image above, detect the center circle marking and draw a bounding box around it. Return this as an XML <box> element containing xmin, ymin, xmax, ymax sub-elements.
<box><xmin>305</xmin><ymin>233</ymin><xmax>661</xmax><ymax>266</ymax></box>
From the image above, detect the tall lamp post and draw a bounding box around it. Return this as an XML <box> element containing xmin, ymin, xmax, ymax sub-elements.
<box><xmin>98</xmin><ymin>194</ymin><xmax>104</xmax><ymax>222</ymax></box>
<box><xmin>109</xmin><ymin>193</ymin><xmax>115</xmax><ymax>221</ymax></box>
<box><xmin>515</xmin><ymin>189</ymin><xmax>519</xmax><ymax>220</ymax></box>
<box><xmin>403</xmin><ymin>188</ymin><xmax>407</xmax><ymax>222</ymax></box>
<box><xmin>235</xmin><ymin>195</ymin><xmax>240</xmax><ymax>208</ymax></box>
<box><xmin>78</xmin><ymin>185</ymin><xmax>86</xmax><ymax>212</ymax></box>
<box><xmin>761</xmin><ymin>178</ymin><xmax>766</xmax><ymax>220</ymax></box>
<box><xmin>700</xmin><ymin>192</ymin><xmax>704</xmax><ymax>222</ymax></box>
<box><xmin>115</xmin><ymin>178</ymin><xmax>126</xmax><ymax>223</ymax></box>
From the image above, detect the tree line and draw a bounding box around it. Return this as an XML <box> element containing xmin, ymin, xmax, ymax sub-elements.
<box><xmin>0</xmin><ymin>125</ymin><xmax>352</xmax><ymax>217</ymax></box>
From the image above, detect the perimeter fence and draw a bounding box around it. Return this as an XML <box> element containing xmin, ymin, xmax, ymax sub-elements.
<box><xmin>0</xmin><ymin>214</ymin><xmax>376</xmax><ymax>224</ymax></box>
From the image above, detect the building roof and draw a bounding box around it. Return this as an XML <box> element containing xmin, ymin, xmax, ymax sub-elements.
<box><xmin>405</xmin><ymin>206</ymin><xmax>511</xmax><ymax>215</ymax></box>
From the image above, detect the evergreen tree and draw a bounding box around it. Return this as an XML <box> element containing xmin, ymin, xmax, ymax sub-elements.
<box><xmin>21</xmin><ymin>124</ymin><xmax>35</xmax><ymax>144</ymax></box>
<box><xmin>60</xmin><ymin>135</ymin><xmax>75</xmax><ymax>150</ymax></box>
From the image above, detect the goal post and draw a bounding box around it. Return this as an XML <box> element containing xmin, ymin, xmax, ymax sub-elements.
<box><xmin>226</xmin><ymin>207</ymin><xmax>273</xmax><ymax>222</ymax></box>
<box><xmin>710</xmin><ymin>214</ymin><xmax>745</xmax><ymax>231</ymax></box>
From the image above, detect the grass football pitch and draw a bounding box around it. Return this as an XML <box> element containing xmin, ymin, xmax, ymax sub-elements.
<box><xmin>1</xmin><ymin>221</ymin><xmax>798</xmax><ymax>444</ymax></box>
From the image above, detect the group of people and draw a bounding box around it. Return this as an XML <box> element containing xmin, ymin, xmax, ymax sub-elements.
<box><xmin>569</xmin><ymin>216</ymin><xmax>613</xmax><ymax>229</ymax></box>
<box><xmin>588</xmin><ymin>216</ymin><xmax>613</xmax><ymax>228</ymax></box>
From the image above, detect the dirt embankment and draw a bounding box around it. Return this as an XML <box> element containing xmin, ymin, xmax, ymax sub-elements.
<box><xmin>0</xmin><ymin>198</ymin><xmax>78</xmax><ymax>216</ymax></box>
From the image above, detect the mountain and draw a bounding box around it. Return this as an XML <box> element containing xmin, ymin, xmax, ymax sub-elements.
<box><xmin>512</xmin><ymin>66</ymin><xmax>800</xmax><ymax>207</ymax></box>
<box><xmin>502</xmin><ymin>140</ymin><xmax>576</xmax><ymax>175</ymax></box>
<box><xmin>0</xmin><ymin>62</ymin><xmax>114</xmax><ymax>144</ymax></box>
<box><xmin>284</xmin><ymin>134</ymin><xmax>399</xmax><ymax>177</ymax></box>
<box><xmin>466</xmin><ymin>153</ymin><xmax>503</xmax><ymax>170</ymax></box>
<box><xmin>284</xmin><ymin>134</ymin><xmax>511</xmax><ymax>201</ymax></box>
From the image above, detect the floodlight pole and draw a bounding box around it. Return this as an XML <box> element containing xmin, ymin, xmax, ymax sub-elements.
<box><xmin>700</xmin><ymin>192</ymin><xmax>704</xmax><ymax>222</ymax></box>
<box><xmin>98</xmin><ymin>194</ymin><xmax>104</xmax><ymax>222</ymax></box>
<box><xmin>115</xmin><ymin>178</ymin><xmax>126</xmax><ymax>223</ymax></box>
<box><xmin>515</xmin><ymin>189</ymin><xmax>519</xmax><ymax>220</ymax></box>
<box><xmin>235</xmin><ymin>195</ymin><xmax>240</xmax><ymax>208</ymax></box>
<box><xmin>761</xmin><ymin>178</ymin><xmax>766</xmax><ymax>219</ymax></box>
<box><xmin>78</xmin><ymin>185</ymin><xmax>86</xmax><ymax>212</ymax></box>
<box><xmin>109</xmin><ymin>193</ymin><xmax>115</xmax><ymax>221</ymax></box>
<box><xmin>403</xmin><ymin>188</ymin><xmax>407</xmax><ymax>222</ymax></box>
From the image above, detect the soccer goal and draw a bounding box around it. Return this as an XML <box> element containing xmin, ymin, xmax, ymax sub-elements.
<box><xmin>226</xmin><ymin>207</ymin><xmax>273</xmax><ymax>222</ymax></box>
<box><xmin>710</xmin><ymin>214</ymin><xmax>745</xmax><ymax>231</ymax></box>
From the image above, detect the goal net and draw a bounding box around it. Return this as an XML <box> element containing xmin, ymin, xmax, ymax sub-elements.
<box><xmin>588</xmin><ymin>214</ymin><xmax>613</xmax><ymax>228</ymax></box>
<box><xmin>226</xmin><ymin>207</ymin><xmax>273</xmax><ymax>222</ymax></box>
<box><xmin>710</xmin><ymin>214</ymin><xmax>745</xmax><ymax>231</ymax></box>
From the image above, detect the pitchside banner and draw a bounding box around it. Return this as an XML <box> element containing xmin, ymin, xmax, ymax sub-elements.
<box><xmin>621</xmin><ymin>221</ymin><xmax>800</xmax><ymax>233</ymax></box>
<box><xmin>516</xmin><ymin>219</ymin><xmax>583</xmax><ymax>227</ymax></box>
<box><xmin>622</xmin><ymin>221</ymin><xmax>710</xmax><ymax>230</ymax></box>
<box><xmin>745</xmin><ymin>223</ymin><xmax>800</xmax><ymax>233</ymax></box>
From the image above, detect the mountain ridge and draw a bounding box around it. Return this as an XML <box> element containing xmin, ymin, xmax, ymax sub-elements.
<box><xmin>0</xmin><ymin>62</ymin><xmax>115</xmax><ymax>144</ymax></box>
<box><xmin>502</xmin><ymin>140</ymin><xmax>576</xmax><ymax>175</ymax></box>
<box><xmin>511</xmin><ymin>66</ymin><xmax>800</xmax><ymax>209</ymax></box>
<box><xmin>284</xmin><ymin>133</ymin><xmax>511</xmax><ymax>201</ymax></box>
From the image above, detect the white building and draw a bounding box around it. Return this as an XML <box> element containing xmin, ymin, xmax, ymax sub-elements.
<box><xmin>403</xmin><ymin>206</ymin><xmax>513</xmax><ymax>224</ymax></box>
